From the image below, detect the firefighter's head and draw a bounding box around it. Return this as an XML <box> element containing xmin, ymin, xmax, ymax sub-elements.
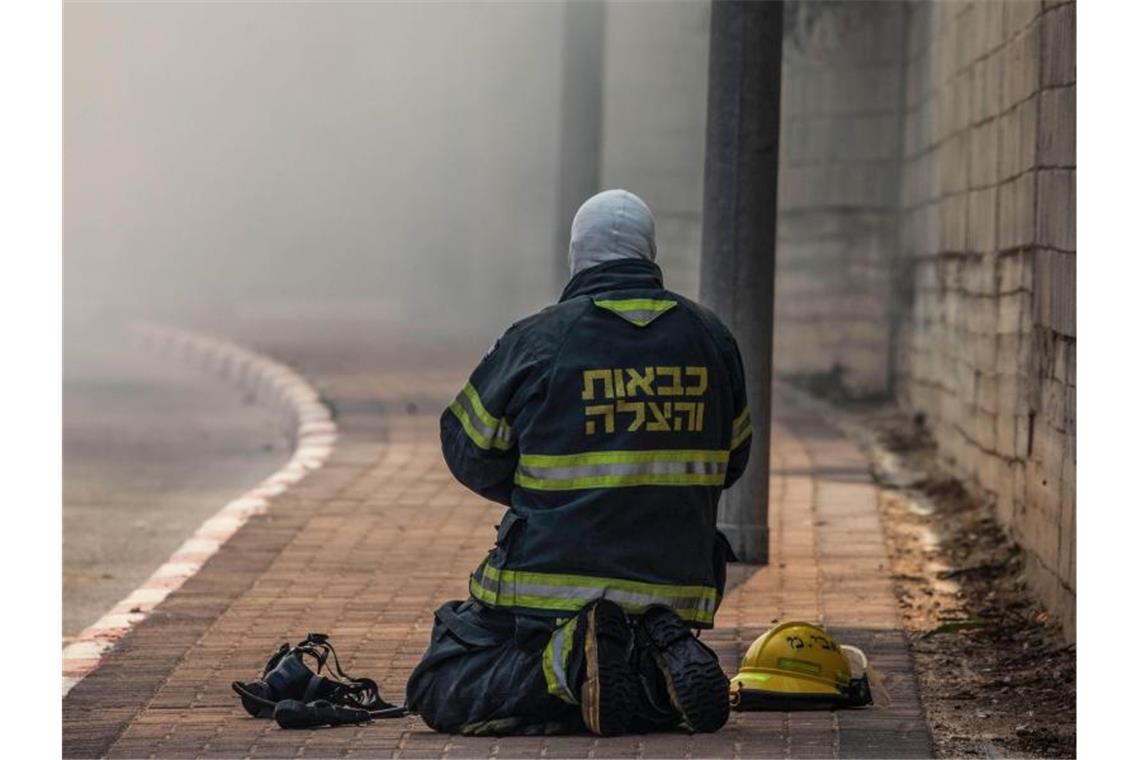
<box><xmin>568</xmin><ymin>189</ymin><xmax>657</xmax><ymax>277</ymax></box>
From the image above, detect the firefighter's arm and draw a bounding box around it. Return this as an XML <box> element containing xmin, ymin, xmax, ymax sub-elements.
<box><xmin>440</xmin><ymin>331</ymin><xmax>533</xmax><ymax>506</ymax></box>
<box><xmin>724</xmin><ymin>334</ymin><xmax>752</xmax><ymax>490</ymax></box>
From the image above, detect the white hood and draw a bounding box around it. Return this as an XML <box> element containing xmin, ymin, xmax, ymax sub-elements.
<box><xmin>568</xmin><ymin>189</ymin><xmax>657</xmax><ymax>277</ymax></box>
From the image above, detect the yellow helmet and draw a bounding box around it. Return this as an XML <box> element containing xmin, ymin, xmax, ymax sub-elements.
<box><xmin>729</xmin><ymin>621</ymin><xmax>874</xmax><ymax>710</ymax></box>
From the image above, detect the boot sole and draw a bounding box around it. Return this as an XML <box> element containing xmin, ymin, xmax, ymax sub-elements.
<box><xmin>581</xmin><ymin>601</ymin><xmax>637</xmax><ymax>736</ymax></box>
<box><xmin>643</xmin><ymin>610</ymin><xmax>729</xmax><ymax>733</ymax></box>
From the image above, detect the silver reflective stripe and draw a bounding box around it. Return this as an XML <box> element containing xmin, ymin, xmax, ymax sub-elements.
<box><xmin>449</xmin><ymin>382</ymin><xmax>513</xmax><ymax>450</ymax></box>
<box><xmin>471</xmin><ymin>561</ymin><xmax>718</xmax><ymax>625</ymax></box>
<box><xmin>496</xmin><ymin>579</ymin><xmax>713</xmax><ymax>613</ymax></box>
<box><xmin>544</xmin><ymin>618</ymin><xmax>578</xmax><ymax>704</ymax></box>
<box><xmin>592</xmin><ymin>298</ymin><xmax>678</xmax><ymax>327</ymax></box>
<box><xmin>514</xmin><ymin>449</ymin><xmax>730</xmax><ymax>490</ymax></box>
<box><xmin>516</xmin><ymin>457</ymin><xmax>725</xmax><ymax>482</ymax></box>
<box><xmin>609</xmin><ymin>308</ymin><xmax>661</xmax><ymax>326</ymax></box>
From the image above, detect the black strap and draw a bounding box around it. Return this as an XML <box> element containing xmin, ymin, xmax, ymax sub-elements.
<box><xmin>301</xmin><ymin>674</ymin><xmax>325</xmax><ymax>703</ymax></box>
<box><xmin>367</xmin><ymin>704</ymin><xmax>410</xmax><ymax>719</ymax></box>
<box><xmin>237</xmin><ymin>634</ymin><xmax>408</xmax><ymax>721</ymax></box>
<box><xmin>296</xmin><ymin>637</ymin><xmax>399</xmax><ymax>712</ymax></box>
<box><xmin>436</xmin><ymin>604</ymin><xmax>504</xmax><ymax>648</ymax></box>
<box><xmin>260</xmin><ymin>643</ymin><xmax>291</xmax><ymax>678</ymax></box>
<box><xmin>296</xmin><ymin>634</ymin><xmax>354</xmax><ymax>684</ymax></box>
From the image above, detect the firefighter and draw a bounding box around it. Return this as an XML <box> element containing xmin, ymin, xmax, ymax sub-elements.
<box><xmin>406</xmin><ymin>189</ymin><xmax>752</xmax><ymax>737</ymax></box>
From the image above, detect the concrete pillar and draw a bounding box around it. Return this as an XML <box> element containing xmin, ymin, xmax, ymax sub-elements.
<box><xmin>700</xmin><ymin>0</ymin><xmax>783</xmax><ymax>563</ymax></box>
<box><xmin>552</xmin><ymin>0</ymin><xmax>605</xmax><ymax>293</ymax></box>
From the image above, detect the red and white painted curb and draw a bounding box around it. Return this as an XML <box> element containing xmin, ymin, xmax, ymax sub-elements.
<box><xmin>62</xmin><ymin>323</ymin><xmax>338</xmax><ymax>697</ymax></box>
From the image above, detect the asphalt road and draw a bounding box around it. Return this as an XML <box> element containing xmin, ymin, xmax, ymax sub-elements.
<box><xmin>63</xmin><ymin>327</ymin><xmax>290</xmax><ymax>639</ymax></box>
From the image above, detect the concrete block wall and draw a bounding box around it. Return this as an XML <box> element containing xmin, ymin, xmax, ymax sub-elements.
<box><xmin>598</xmin><ymin>1</ymin><xmax>710</xmax><ymax>299</ymax></box>
<box><xmin>773</xmin><ymin>1</ymin><xmax>909</xmax><ymax>396</ymax></box>
<box><xmin>593</xmin><ymin>0</ymin><xmax>1075</xmax><ymax>638</ymax></box>
<box><xmin>896</xmin><ymin>0</ymin><xmax>1075</xmax><ymax>639</ymax></box>
<box><xmin>1027</xmin><ymin>0</ymin><xmax>1076</xmax><ymax>639</ymax></box>
<box><xmin>756</xmin><ymin>0</ymin><xmax>1075</xmax><ymax>636</ymax></box>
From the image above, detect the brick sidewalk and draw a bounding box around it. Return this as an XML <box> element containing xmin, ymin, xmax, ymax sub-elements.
<box><xmin>63</xmin><ymin>327</ymin><xmax>932</xmax><ymax>759</ymax></box>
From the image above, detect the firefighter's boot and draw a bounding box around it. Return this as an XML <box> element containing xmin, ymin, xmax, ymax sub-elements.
<box><xmin>638</xmin><ymin>605</ymin><xmax>730</xmax><ymax>733</ymax></box>
<box><xmin>574</xmin><ymin>599</ymin><xmax>638</xmax><ymax>736</ymax></box>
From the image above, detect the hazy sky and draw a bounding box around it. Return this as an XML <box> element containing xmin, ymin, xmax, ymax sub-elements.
<box><xmin>66</xmin><ymin>1</ymin><xmax>570</xmax><ymax>335</ymax></box>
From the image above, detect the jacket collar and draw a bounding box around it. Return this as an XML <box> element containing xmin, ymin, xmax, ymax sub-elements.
<box><xmin>558</xmin><ymin>258</ymin><xmax>665</xmax><ymax>302</ymax></box>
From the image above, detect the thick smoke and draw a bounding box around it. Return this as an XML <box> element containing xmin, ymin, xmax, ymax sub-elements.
<box><xmin>66</xmin><ymin>2</ymin><xmax>572</xmax><ymax>339</ymax></box>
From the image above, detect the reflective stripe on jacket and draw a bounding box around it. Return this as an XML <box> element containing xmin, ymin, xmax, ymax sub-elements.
<box><xmin>440</xmin><ymin>258</ymin><xmax>751</xmax><ymax>629</ymax></box>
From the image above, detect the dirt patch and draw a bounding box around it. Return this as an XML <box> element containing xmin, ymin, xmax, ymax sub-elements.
<box><xmin>822</xmin><ymin>400</ymin><xmax>1075</xmax><ymax>758</ymax></box>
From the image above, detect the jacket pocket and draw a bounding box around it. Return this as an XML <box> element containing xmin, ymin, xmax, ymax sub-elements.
<box><xmin>493</xmin><ymin>510</ymin><xmax>526</xmax><ymax>567</ymax></box>
<box><xmin>713</xmin><ymin>529</ymin><xmax>739</xmax><ymax>602</ymax></box>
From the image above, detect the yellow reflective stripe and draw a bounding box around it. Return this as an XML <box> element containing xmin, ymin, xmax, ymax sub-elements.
<box><xmin>592</xmin><ymin>298</ymin><xmax>678</xmax><ymax>327</ymax></box>
<box><xmin>515</xmin><ymin>449</ymin><xmax>729</xmax><ymax>491</ymax></box>
<box><xmin>461</xmin><ymin>382</ymin><xmax>499</xmax><ymax>432</ymax></box>
<box><xmin>541</xmin><ymin>634</ymin><xmax>560</xmax><ymax>700</ymax></box>
<box><xmin>542</xmin><ymin>617</ymin><xmax>579</xmax><ymax>704</ymax></box>
<box><xmin>449</xmin><ymin>400</ymin><xmax>512</xmax><ymax>451</ymax></box>
<box><xmin>472</xmin><ymin>581</ymin><xmax>716</xmax><ymax>626</ymax></box>
<box><xmin>516</xmin><ymin>472</ymin><xmax>726</xmax><ymax>490</ymax></box>
<box><xmin>448</xmin><ymin>399</ymin><xmax>488</xmax><ymax>448</ymax></box>
<box><xmin>593</xmin><ymin>298</ymin><xmax>678</xmax><ymax>313</ymax></box>
<box><xmin>521</xmin><ymin>449</ymin><xmax>729</xmax><ymax>467</ymax></box>
<box><xmin>448</xmin><ymin>382</ymin><xmax>513</xmax><ymax>451</ymax></box>
<box><xmin>470</xmin><ymin>575</ymin><xmax>587</xmax><ymax>612</ymax></box>
<box><xmin>482</xmin><ymin>562</ymin><xmax>716</xmax><ymax>597</ymax></box>
<box><xmin>731</xmin><ymin>406</ymin><xmax>751</xmax><ymax>450</ymax></box>
<box><xmin>471</xmin><ymin>562</ymin><xmax>718</xmax><ymax>626</ymax></box>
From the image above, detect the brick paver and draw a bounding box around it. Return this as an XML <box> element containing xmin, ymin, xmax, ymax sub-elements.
<box><xmin>63</xmin><ymin>326</ymin><xmax>932</xmax><ymax>759</ymax></box>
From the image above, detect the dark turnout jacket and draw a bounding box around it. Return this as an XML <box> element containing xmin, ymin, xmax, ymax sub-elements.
<box><xmin>440</xmin><ymin>258</ymin><xmax>751</xmax><ymax>628</ymax></box>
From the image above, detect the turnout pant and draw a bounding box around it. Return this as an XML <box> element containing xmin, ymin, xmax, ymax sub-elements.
<box><xmin>405</xmin><ymin>599</ymin><xmax>586</xmax><ymax>735</ymax></box>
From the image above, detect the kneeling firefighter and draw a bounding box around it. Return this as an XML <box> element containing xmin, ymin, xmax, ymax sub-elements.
<box><xmin>405</xmin><ymin>189</ymin><xmax>754</xmax><ymax>736</ymax></box>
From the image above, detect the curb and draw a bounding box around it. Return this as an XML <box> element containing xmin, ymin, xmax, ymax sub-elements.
<box><xmin>62</xmin><ymin>322</ymin><xmax>338</xmax><ymax>697</ymax></box>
